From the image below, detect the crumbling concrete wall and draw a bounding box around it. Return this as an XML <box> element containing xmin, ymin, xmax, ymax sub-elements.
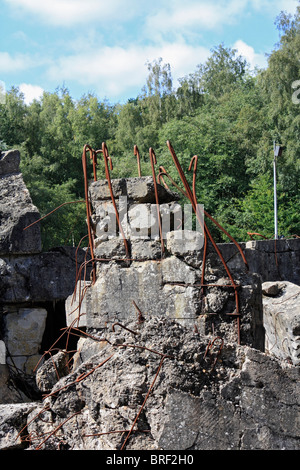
<box><xmin>0</xmin><ymin>150</ymin><xmax>90</xmax><ymax>402</ymax></box>
<box><xmin>216</xmin><ymin>238</ymin><xmax>300</xmax><ymax>286</ymax></box>
<box><xmin>67</xmin><ymin>176</ymin><xmax>265</xmax><ymax>350</ymax></box>
<box><xmin>8</xmin><ymin>317</ymin><xmax>299</xmax><ymax>451</ymax></box>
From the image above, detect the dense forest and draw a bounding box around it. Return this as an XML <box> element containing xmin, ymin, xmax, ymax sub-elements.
<box><xmin>0</xmin><ymin>8</ymin><xmax>299</xmax><ymax>250</ymax></box>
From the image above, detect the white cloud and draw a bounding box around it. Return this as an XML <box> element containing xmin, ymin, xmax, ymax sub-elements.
<box><xmin>4</xmin><ymin>0</ymin><xmax>296</xmax><ymax>103</ymax></box>
<box><xmin>0</xmin><ymin>51</ymin><xmax>32</xmax><ymax>72</ymax></box>
<box><xmin>4</xmin><ymin>0</ymin><xmax>140</xmax><ymax>26</ymax></box>
<box><xmin>46</xmin><ymin>42</ymin><xmax>210</xmax><ymax>99</ymax></box>
<box><xmin>0</xmin><ymin>81</ymin><xmax>6</xmax><ymax>105</ymax></box>
<box><xmin>19</xmin><ymin>83</ymin><xmax>44</xmax><ymax>104</ymax></box>
<box><xmin>145</xmin><ymin>0</ymin><xmax>248</xmax><ymax>38</ymax></box>
<box><xmin>249</xmin><ymin>0</ymin><xmax>298</xmax><ymax>15</ymax></box>
<box><xmin>233</xmin><ymin>39</ymin><xmax>268</xmax><ymax>70</ymax></box>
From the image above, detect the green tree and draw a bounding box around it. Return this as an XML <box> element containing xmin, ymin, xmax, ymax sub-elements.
<box><xmin>0</xmin><ymin>87</ymin><xmax>27</xmax><ymax>147</ymax></box>
<box><xmin>140</xmin><ymin>57</ymin><xmax>176</xmax><ymax>126</ymax></box>
<box><xmin>258</xmin><ymin>5</ymin><xmax>300</xmax><ymax>197</ymax></box>
<box><xmin>230</xmin><ymin>172</ymin><xmax>299</xmax><ymax>240</ymax></box>
<box><xmin>196</xmin><ymin>44</ymin><xmax>248</xmax><ymax>100</ymax></box>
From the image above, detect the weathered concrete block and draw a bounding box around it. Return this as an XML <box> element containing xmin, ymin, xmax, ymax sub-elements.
<box><xmin>0</xmin><ymin>150</ymin><xmax>41</xmax><ymax>254</ymax></box>
<box><xmin>245</xmin><ymin>238</ymin><xmax>300</xmax><ymax>285</ymax></box>
<box><xmin>0</xmin><ymin>247</ymin><xmax>91</xmax><ymax>303</ymax></box>
<box><xmin>4</xmin><ymin>307</ymin><xmax>47</xmax><ymax>356</ymax></box>
<box><xmin>0</xmin><ymin>403</ymin><xmax>37</xmax><ymax>449</ymax></box>
<box><xmin>127</xmin><ymin>203</ymin><xmax>158</xmax><ymax>238</ymax></box>
<box><xmin>81</xmin><ymin>255</ymin><xmax>263</xmax><ymax>348</ymax></box>
<box><xmin>263</xmin><ymin>281</ymin><xmax>300</xmax><ymax>365</ymax></box>
<box><xmin>89</xmin><ymin>176</ymin><xmax>179</xmax><ymax>205</ymax></box>
<box><xmin>3</xmin><ymin>307</ymin><xmax>47</xmax><ymax>374</ymax></box>
<box><xmin>166</xmin><ymin>230</ymin><xmax>204</xmax><ymax>268</ymax></box>
<box><xmin>65</xmin><ymin>280</ymin><xmax>91</xmax><ymax>328</ymax></box>
<box><xmin>0</xmin><ymin>149</ymin><xmax>20</xmax><ymax>176</ymax></box>
<box><xmin>94</xmin><ymin>237</ymin><xmax>127</xmax><ymax>260</ymax></box>
<box><xmin>85</xmin><ymin>258</ymin><xmax>202</xmax><ymax>330</ymax></box>
<box><xmin>92</xmin><ymin>200</ymin><xmax>183</xmax><ymax>241</ymax></box>
<box><xmin>131</xmin><ymin>238</ymin><xmax>162</xmax><ymax>260</ymax></box>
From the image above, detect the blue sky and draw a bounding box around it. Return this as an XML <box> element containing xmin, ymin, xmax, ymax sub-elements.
<box><xmin>0</xmin><ymin>0</ymin><xmax>299</xmax><ymax>105</ymax></box>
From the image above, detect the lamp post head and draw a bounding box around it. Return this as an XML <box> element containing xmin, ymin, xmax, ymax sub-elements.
<box><xmin>274</xmin><ymin>145</ymin><xmax>283</xmax><ymax>157</ymax></box>
<box><xmin>273</xmin><ymin>141</ymin><xmax>283</xmax><ymax>157</ymax></box>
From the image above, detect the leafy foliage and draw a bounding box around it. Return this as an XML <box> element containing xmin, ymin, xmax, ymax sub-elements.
<box><xmin>0</xmin><ymin>7</ymin><xmax>299</xmax><ymax>249</ymax></box>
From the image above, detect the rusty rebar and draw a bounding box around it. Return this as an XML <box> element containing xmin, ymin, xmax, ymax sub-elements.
<box><xmin>23</xmin><ymin>200</ymin><xmax>85</xmax><ymax>231</ymax></box>
<box><xmin>132</xmin><ymin>300</ymin><xmax>145</xmax><ymax>324</ymax></box>
<box><xmin>16</xmin><ymin>405</ymin><xmax>50</xmax><ymax>443</ymax></box>
<box><xmin>82</xmin><ymin>144</ymin><xmax>97</xmax><ymax>284</ymax></box>
<box><xmin>35</xmin><ymin>411</ymin><xmax>82</xmax><ymax>450</ymax></box>
<box><xmin>120</xmin><ymin>354</ymin><xmax>170</xmax><ymax>450</ymax></box>
<box><xmin>101</xmin><ymin>142</ymin><xmax>130</xmax><ymax>261</ymax></box>
<box><xmin>134</xmin><ymin>145</ymin><xmax>142</xmax><ymax>177</ymax></box>
<box><xmin>187</xmin><ymin>153</ymin><xmax>208</xmax><ymax>299</ymax></box>
<box><xmin>204</xmin><ymin>336</ymin><xmax>224</xmax><ymax>370</ymax></box>
<box><xmin>188</xmin><ymin>154</ymin><xmax>198</xmax><ymax>205</ymax></box>
<box><xmin>247</xmin><ymin>232</ymin><xmax>268</xmax><ymax>240</ymax></box>
<box><xmin>166</xmin><ymin>140</ymin><xmax>242</xmax><ymax>344</ymax></box>
<box><xmin>111</xmin><ymin>322</ymin><xmax>138</xmax><ymax>335</ymax></box>
<box><xmin>149</xmin><ymin>147</ymin><xmax>164</xmax><ymax>256</ymax></box>
<box><xmin>84</xmin><ymin>429</ymin><xmax>150</xmax><ymax>438</ymax></box>
<box><xmin>157</xmin><ymin>165</ymin><xmax>187</xmax><ymax>197</ymax></box>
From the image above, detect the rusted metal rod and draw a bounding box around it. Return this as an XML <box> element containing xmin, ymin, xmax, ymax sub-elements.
<box><xmin>134</xmin><ymin>145</ymin><xmax>142</xmax><ymax>177</ymax></box>
<box><xmin>166</xmin><ymin>140</ymin><xmax>241</xmax><ymax>344</ymax></box>
<box><xmin>188</xmin><ymin>154</ymin><xmax>198</xmax><ymax>205</ymax></box>
<box><xmin>132</xmin><ymin>300</ymin><xmax>145</xmax><ymax>323</ymax></box>
<box><xmin>23</xmin><ymin>200</ymin><xmax>85</xmax><ymax>231</ymax></box>
<box><xmin>120</xmin><ymin>354</ymin><xmax>170</xmax><ymax>450</ymax></box>
<box><xmin>101</xmin><ymin>142</ymin><xmax>130</xmax><ymax>260</ymax></box>
<box><xmin>247</xmin><ymin>232</ymin><xmax>268</xmax><ymax>240</ymax></box>
<box><xmin>82</xmin><ymin>144</ymin><xmax>97</xmax><ymax>284</ymax></box>
<box><xmin>157</xmin><ymin>166</ymin><xmax>187</xmax><ymax>196</ymax></box>
<box><xmin>111</xmin><ymin>322</ymin><xmax>138</xmax><ymax>335</ymax></box>
<box><xmin>35</xmin><ymin>411</ymin><xmax>82</xmax><ymax>450</ymax></box>
<box><xmin>149</xmin><ymin>147</ymin><xmax>165</xmax><ymax>256</ymax></box>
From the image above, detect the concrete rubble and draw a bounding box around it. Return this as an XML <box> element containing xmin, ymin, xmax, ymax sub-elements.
<box><xmin>0</xmin><ymin>149</ymin><xmax>299</xmax><ymax>451</ymax></box>
<box><xmin>0</xmin><ymin>149</ymin><xmax>41</xmax><ymax>255</ymax></box>
<box><xmin>262</xmin><ymin>281</ymin><xmax>300</xmax><ymax>366</ymax></box>
<box><xmin>11</xmin><ymin>318</ymin><xmax>300</xmax><ymax>450</ymax></box>
<box><xmin>0</xmin><ymin>150</ymin><xmax>90</xmax><ymax>404</ymax></box>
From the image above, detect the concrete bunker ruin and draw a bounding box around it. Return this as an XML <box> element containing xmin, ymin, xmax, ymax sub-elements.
<box><xmin>0</xmin><ymin>146</ymin><xmax>299</xmax><ymax>450</ymax></box>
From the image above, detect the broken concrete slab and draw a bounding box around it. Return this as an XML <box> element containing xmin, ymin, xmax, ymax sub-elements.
<box><xmin>0</xmin><ymin>150</ymin><xmax>42</xmax><ymax>254</ymax></box>
<box><xmin>18</xmin><ymin>318</ymin><xmax>300</xmax><ymax>451</ymax></box>
<box><xmin>89</xmin><ymin>176</ymin><xmax>179</xmax><ymax>205</ymax></box>
<box><xmin>0</xmin><ymin>402</ymin><xmax>37</xmax><ymax>450</ymax></box>
<box><xmin>0</xmin><ymin>247</ymin><xmax>91</xmax><ymax>303</ymax></box>
<box><xmin>0</xmin><ymin>149</ymin><xmax>20</xmax><ymax>176</ymax></box>
<box><xmin>263</xmin><ymin>281</ymin><xmax>300</xmax><ymax>365</ymax></box>
<box><xmin>245</xmin><ymin>238</ymin><xmax>300</xmax><ymax>285</ymax></box>
<box><xmin>0</xmin><ymin>174</ymin><xmax>41</xmax><ymax>254</ymax></box>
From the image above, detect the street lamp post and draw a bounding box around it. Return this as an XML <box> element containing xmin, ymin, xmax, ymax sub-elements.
<box><xmin>273</xmin><ymin>141</ymin><xmax>282</xmax><ymax>240</ymax></box>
